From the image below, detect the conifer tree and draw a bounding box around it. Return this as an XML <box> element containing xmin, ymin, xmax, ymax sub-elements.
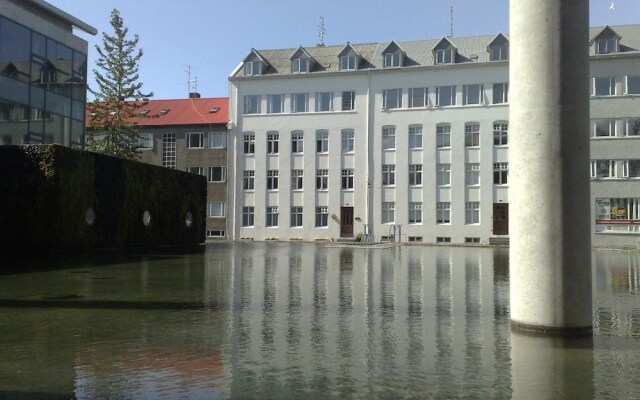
<box><xmin>86</xmin><ymin>9</ymin><xmax>152</xmax><ymax>160</ymax></box>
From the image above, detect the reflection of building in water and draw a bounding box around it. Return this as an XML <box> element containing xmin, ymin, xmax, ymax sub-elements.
<box><xmin>222</xmin><ymin>243</ymin><xmax>511</xmax><ymax>398</ymax></box>
<box><xmin>0</xmin><ymin>0</ymin><xmax>96</xmax><ymax>147</ymax></box>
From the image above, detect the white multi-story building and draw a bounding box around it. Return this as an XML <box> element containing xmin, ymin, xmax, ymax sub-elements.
<box><xmin>228</xmin><ymin>25</ymin><xmax>640</xmax><ymax>247</ymax></box>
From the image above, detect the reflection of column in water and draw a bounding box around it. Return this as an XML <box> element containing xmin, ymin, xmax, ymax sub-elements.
<box><xmin>261</xmin><ymin>257</ymin><xmax>276</xmax><ymax>351</ymax></box>
<box><xmin>337</xmin><ymin>248</ymin><xmax>356</xmax><ymax>397</ymax></box>
<box><xmin>462</xmin><ymin>253</ymin><xmax>483</xmax><ymax>395</ymax></box>
<box><xmin>511</xmin><ymin>333</ymin><xmax>594</xmax><ymax>399</ymax></box>
<box><xmin>285</xmin><ymin>254</ymin><xmax>304</xmax><ymax>389</ymax></box>
<box><xmin>434</xmin><ymin>250</ymin><xmax>453</xmax><ymax>398</ymax></box>
<box><xmin>492</xmin><ymin>248</ymin><xmax>511</xmax><ymax>397</ymax></box>
<box><xmin>310</xmin><ymin>252</ymin><xmax>329</xmax><ymax>392</ymax></box>
<box><xmin>406</xmin><ymin>254</ymin><xmax>424</xmax><ymax>376</ymax></box>
<box><xmin>380</xmin><ymin>251</ymin><xmax>396</xmax><ymax>377</ymax></box>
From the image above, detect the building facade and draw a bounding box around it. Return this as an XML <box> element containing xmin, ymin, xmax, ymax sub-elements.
<box><xmin>0</xmin><ymin>0</ymin><xmax>96</xmax><ymax>147</ymax></box>
<box><xmin>102</xmin><ymin>96</ymin><xmax>230</xmax><ymax>240</ymax></box>
<box><xmin>228</xmin><ymin>25</ymin><xmax>640</xmax><ymax>247</ymax></box>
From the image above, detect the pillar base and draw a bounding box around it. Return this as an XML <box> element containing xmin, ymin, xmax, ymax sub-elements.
<box><xmin>510</xmin><ymin>320</ymin><xmax>592</xmax><ymax>337</ymax></box>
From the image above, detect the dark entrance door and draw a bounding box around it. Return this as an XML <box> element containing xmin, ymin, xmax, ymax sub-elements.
<box><xmin>493</xmin><ymin>203</ymin><xmax>509</xmax><ymax>235</ymax></box>
<box><xmin>340</xmin><ymin>207</ymin><xmax>354</xmax><ymax>237</ymax></box>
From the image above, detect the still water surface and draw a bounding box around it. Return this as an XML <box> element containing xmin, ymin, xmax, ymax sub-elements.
<box><xmin>1</xmin><ymin>243</ymin><xmax>640</xmax><ymax>399</ymax></box>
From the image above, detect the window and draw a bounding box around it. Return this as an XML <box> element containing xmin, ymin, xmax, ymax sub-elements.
<box><xmin>596</xmin><ymin>37</ymin><xmax>617</xmax><ymax>54</ymax></box>
<box><xmin>316</xmin><ymin>207</ymin><xmax>329</xmax><ymax>227</ymax></box>
<box><xmin>626</xmin><ymin>160</ymin><xmax>640</xmax><ymax>178</ymax></box>
<box><xmin>593</xmin><ymin>119</ymin><xmax>615</xmax><ymax>137</ymax></box>
<box><xmin>382</xmin><ymin>202</ymin><xmax>395</xmax><ymax>224</ymax></box>
<box><xmin>342</xmin><ymin>169</ymin><xmax>354</xmax><ymax>189</ymax></box>
<box><xmin>208</xmin><ymin>166</ymin><xmax>226</xmax><ymax>182</ymax></box>
<box><xmin>383</xmin><ymin>89</ymin><xmax>402</xmax><ymax>109</ymax></box>
<box><xmin>342</xmin><ymin>129</ymin><xmax>354</xmax><ymax>153</ymax></box>
<box><xmin>466</xmin><ymin>163</ymin><xmax>480</xmax><ymax>186</ymax></box>
<box><xmin>465</xmin><ymin>237</ymin><xmax>481</xmax><ymax>244</ymax></box>
<box><xmin>244</xmin><ymin>95</ymin><xmax>260</xmax><ymax>114</ymax></box>
<box><xmin>408</xmin><ymin>236</ymin><xmax>423</xmax><ymax>243</ymax></box>
<box><xmin>243</xmin><ymin>170</ymin><xmax>255</xmax><ymax>190</ymax></box>
<box><xmin>243</xmin><ymin>133</ymin><xmax>255</xmax><ymax>154</ymax></box>
<box><xmin>342</xmin><ymin>91</ymin><xmax>355</xmax><ymax>111</ymax></box>
<box><xmin>291</xmin><ymin>207</ymin><xmax>303</xmax><ymax>227</ymax></box>
<box><xmin>291</xmin><ymin>131</ymin><xmax>304</xmax><ymax>153</ymax></box>
<box><xmin>244</xmin><ymin>61</ymin><xmax>262</xmax><ymax>76</ymax></box>
<box><xmin>316</xmin><ymin>169</ymin><xmax>329</xmax><ymax>190</ymax></box>
<box><xmin>463</xmin><ymin>84</ymin><xmax>483</xmax><ymax>105</ymax></box>
<box><xmin>208</xmin><ymin>132</ymin><xmax>226</xmax><ymax>148</ymax></box>
<box><xmin>267</xmin><ymin>94</ymin><xmax>284</xmax><ymax>114</ymax></box>
<box><xmin>436</xmin><ymin>237</ymin><xmax>452</xmax><ymax>244</ymax></box>
<box><xmin>208</xmin><ymin>201</ymin><xmax>225</xmax><ymax>217</ymax></box>
<box><xmin>625</xmin><ymin>118</ymin><xmax>640</xmax><ymax>136</ymax></box>
<box><xmin>435</xmin><ymin>48</ymin><xmax>453</xmax><ymax>64</ymax></box>
<box><xmin>267</xmin><ymin>170</ymin><xmax>279</xmax><ymax>190</ymax></box>
<box><xmin>316</xmin><ymin>130</ymin><xmax>329</xmax><ymax>153</ymax></box>
<box><xmin>266</xmin><ymin>207</ymin><xmax>279</xmax><ymax>227</ymax></box>
<box><xmin>138</xmin><ymin>133</ymin><xmax>153</xmax><ymax>149</ymax></box>
<box><xmin>493</xmin><ymin>163</ymin><xmax>509</xmax><ymax>184</ymax></box>
<box><xmin>436</xmin><ymin>86</ymin><xmax>456</xmax><ymax>107</ymax></box>
<box><xmin>409</xmin><ymin>125</ymin><xmax>423</xmax><ymax>149</ymax></box>
<box><xmin>493</xmin><ymin>83</ymin><xmax>509</xmax><ymax>104</ymax></box>
<box><xmin>207</xmin><ymin>230</ymin><xmax>225</xmax><ymax>238</ymax></box>
<box><xmin>409</xmin><ymin>202</ymin><xmax>422</xmax><ymax>224</ymax></box>
<box><xmin>242</xmin><ymin>206</ymin><xmax>255</xmax><ymax>227</ymax></box>
<box><xmin>465</xmin><ymin>202</ymin><xmax>480</xmax><ymax>224</ymax></box>
<box><xmin>409</xmin><ymin>164</ymin><xmax>423</xmax><ymax>186</ymax></box>
<box><xmin>594</xmin><ymin>77</ymin><xmax>616</xmax><ymax>96</ymax></box>
<box><xmin>384</xmin><ymin>52</ymin><xmax>401</xmax><ymax>67</ymax></box>
<box><xmin>493</xmin><ymin>122</ymin><xmax>508</xmax><ymax>146</ymax></box>
<box><xmin>186</xmin><ymin>132</ymin><xmax>204</xmax><ymax>148</ymax></box>
<box><xmin>187</xmin><ymin>166</ymin><xmax>204</xmax><ymax>176</ymax></box>
<box><xmin>382</xmin><ymin>126</ymin><xmax>396</xmax><ymax>150</ymax></box>
<box><xmin>626</xmin><ymin>76</ymin><xmax>640</xmax><ymax>95</ymax></box>
<box><xmin>267</xmin><ymin>132</ymin><xmax>279</xmax><ymax>154</ymax></box>
<box><xmin>341</xmin><ymin>55</ymin><xmax>357</xmax><ymax>70</ymax></box>
<box><xmin>436</xmin><ymin>202</ymin><xmax>451</xmax><ymax>224</ymax></box>
<box><xmin>409</xmin><ymin>88</ymin><xmax>427</xmax><ymax>108</ymax></box>
<box><xmin>591</xmin><ymin>160</ymin><xmax>615</xmax><ymax>179</ymax></box>
<box><xmin>291</xmin><ymin>169</ymin><xmax>303</xmax><ymax>190</ymax></box>
<box><xmin>292</xmin><ymin>58</ymin><xmax>309</xmax><ymax>73</ymax></box>
<box><xmin>490</xmin><ymin>43</ymin><xmax>509</xmax><ymax>61</ymax></box>
<box><xmin>437</xmin><ymin>164</ymin><xmax>451</xmax><ymax>186</ymax></box>
<box><xmin>162</xmin><ymin>133</ymin><xmax>176</xmax><ymax>169</ymax></box>
<box><xmin>382</xmin><ymin>165</ymin><xmax>396</xmax><ymax>186</ymax></box>
<box><xmin>291</xmin><ymin>93</ymin><xmax>309</xmax><ymax>113</ymax></box>
<box><xmin>436</xmin><ymin>124</ymin><xmax>451</xmax><ymax>148</ymax></box>
<box><xmin>465</xmin><ymin>123</ymin><xmax>480</xmax><ymax>147</ymax></box>
<box><xmin>316</xmin><ymin>92</ymin><xmax>333</xmax><ymax>112</ymax></box>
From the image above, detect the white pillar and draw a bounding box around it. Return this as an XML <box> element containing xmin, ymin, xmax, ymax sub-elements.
<box><xmin>509</xmin><ymin>0</ymin><xmax>592</xmax><ymax>334</ymax></box>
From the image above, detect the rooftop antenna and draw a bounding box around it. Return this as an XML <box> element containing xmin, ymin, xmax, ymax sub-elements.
<box><xmin>449</xmin><ymin>5</ymin><xmax>454</xmax><ymax>37</ymax></box>
<box><xmin>185</xmin><ymin>65</ymin><xmax>198</xmax><ymax>97</ymax></box>
<box><xmin>317</xmin><ymin>16</ymin><xmax>326</xmax><ymax>46</ymax></box>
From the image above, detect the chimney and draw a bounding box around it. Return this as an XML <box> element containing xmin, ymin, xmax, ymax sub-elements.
<box><xmin>189</xmin><ymin>92</ymin><xmax>201</xmax><ymax>99</ymax></box>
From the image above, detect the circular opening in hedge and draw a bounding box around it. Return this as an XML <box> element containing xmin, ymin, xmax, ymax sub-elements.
<box><xmin>85</xmin><ymin>208</ymin><xmax>95</xmax><ymax>226</ymax></box>
<box><xmin>185</xmin><ymin>212</ymin><xmax>193</xmax><ymax>228</ymax></box>
<box><xmin>143</xmin><ymin>211</ymin><xmax>151</xmax><ymax>227</ymax></box>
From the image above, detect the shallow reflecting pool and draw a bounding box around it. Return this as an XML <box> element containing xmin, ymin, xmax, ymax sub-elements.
<box><xmin>1</xmin><ymin>243</ymin><xmax>640</xmax><ymax>399</ymax></box>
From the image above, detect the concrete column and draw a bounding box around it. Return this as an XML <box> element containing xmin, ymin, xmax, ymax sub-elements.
<box><xmin>509</xmin><ymin>0</ymin><xmax>592</xmax><ymax>334</ymax></box>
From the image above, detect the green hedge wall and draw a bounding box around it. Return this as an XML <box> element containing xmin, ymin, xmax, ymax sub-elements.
<box><xmin>0</xmin><ymin>145</ymin><xmax>206</xmax><ymax>253</ymax></box>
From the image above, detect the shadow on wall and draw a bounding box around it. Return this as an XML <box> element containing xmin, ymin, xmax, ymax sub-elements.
<box><xmin>0</xmin><ymin>145</ymin><xmax>206</xmax><ymax>255</ymax></box>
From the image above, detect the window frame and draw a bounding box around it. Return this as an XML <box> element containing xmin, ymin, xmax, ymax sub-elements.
<box><xmin>291</xmin><ymin>169</ymin><xmax>304</xmax><ymax>190</ymax></box>
<box><xmin>316</xmin><ymin>130</ymin><xmax>329</xmax><ymax>153</ymax></box>
<box><xmin>465</xmin><ymin>163</ymin><xmax>480</xmax><ymax>186</ymax></box>
<box><xmin>382</xmin><ymin>202</ymin><xmax>395</xmax><ymax>224</ymax></box>
<box><xmin>436</xmin><ymin>202</ymin><xmax>451</xmax><ymax>224</ymax></box>
<box><xmin>463</xmin><ymin>84</ymin><xmax>483</xmax><ymax>105</ymax></box>
<box><xmin>341</xmin><ymin>169</ymin><xmax>354</xmax><ymax>190</ymax></box>
<box><xmin>408</xmin><ymin>87</ymin><xmax>427</xmax><ymax>108</ymax></box>
<box><xmin>436</xmin><ymin>163</ymin><xmax>451</xmax><ymax>186</ymax></box>
<box><xmin>208</xmin><ymin>131</ymin><xmax>226</xmax><ymax>148</ymax></box>
<box><xmin>290</xmin><ymin>207</ymin><xmax>304</xmax><ymax>227</ymax></box>
<box><xmin>465</xmin><ymin>123</ymin><xmax>480</xmax><ymax>147</ymax></box>
<box><xmin>266</xmin><ymin>207</ymin><xmax>279</xmax><ymax>227</ymax></box>
<box><xmin>208</xmin><ymin>201</ymin><xmax>225</xmax><ymax>218</ymax></box>
<box><xmin>626</xmin><ymin>76</ymin><xmax>640</xmax><ymax>95</ymax></box>
<box><xmin>341</xmin><ymin>91</ymin><xmax>355</xmax><ymax>111</ymax></box>
<box><xmin>291</xmin><ymin>131</ymin><xmax>304</xmax><ymax>153</ymax></box>
<box><xmin>186</xmin><ymin>132</ymin><xmax>204</xmax><ymax>149</ymax></box>
<box><xmin>267</xmin><ymin>94</ymin><xmax>284</xmax><ymax>114</ymax></box>
<box><xmin>409</xmin><ymin>164</ymin><xmax>423</xmax><ymax>186</ymax></box>
<box><xmin>493</xmin><ymin>122</ymin><xmax>509</xmax><ymax>146</ymax></box>
<box><xmin>409</xmin><ymin>125</ymin><xmax>423</xmax><ymax>149</ymax></box>
<box><xmin>316</xmin><ymin>169</ymin><xmax>329</xmax><ymax>190</ymax></box>
<box><xmin>436</xmin><ymin>124</ymin><xmax>451</xmax><ymax>148</ymax></box>
<box><xmin>493</xmin><ymin>83</ymin><xmax>509</xmax><ymax>104</ymax></box>
<box><xmin>315</xmin><ymin>92</ymin><xmax>333</xmax><ymax>112</ymax></box>
<box><xmin>341</xmin><ymin>129</ymin><xmax>354</xmax><ymax>153</ymax></box>
<box><xmin>465</xmin><ymin>202</ymin><xmax>480</xmax><ymax>224</ymax></box>
<box><xmin>382</xmin><ymin>125</ymin><xmax>396</xmax><ymax>150</ymax></box>
<box><xmin>291</xmin><ymin>93</ymin><xmax>309</xmax><ymax>113</ymax></box>
<box><xmin>593</xmin><ymin>77</ymin><xmax>616</xmax><ymax>96</ymax></box>
<box><xmin>266</xmin><ymin>170</ymin><xmax>279</xmax><ymax>190</ymax></box>
<box><xmin>408</xmin><ymin>202</ymin><xmax>423</xmax><ymax>224</ymax></box>
<box><xmin>382</xmin><ymin>88</ymin><xmax>402</xmax><ymax>109</ymax></box>
<box><xmin>243</xmin><ymin>133</ymin><xmax>255</xmax><ymax>154</ymax></box>
<box><xmin>315</xmin><ymin>206</ymin><xmax>329</xmax><ymax>227</ymax></box>
<box><xmin>243</xmin><ymin>95</ymin><xmax>261</xmax><ymax>114</ymax></box>
<box><xmin>291</xmin><ymin>58</ymin><xmax>309</xmax><ymax>74</ymax></box>
<box><xmin>382</xmin><ymin>164</ymin><xmax>396</xmax><ymax>186</ymax></box>
<box><xmin>436</xmin><ymin>86</ymin><xmax>456</xmax><ymax>107</ymax></box>
<box><xmin>493</xmin><ymin>162</ymin><xmax>509</xmax><ymax>185</ymax></box>
<box><xmin>242</xmin><ymin>206</ymin><xmax>255</xmax><ymax>227</ymax></box>
<box><xmin>208</xmin><ymin>166</ymin><xmax>227</xmax><ymax>183</ymax></box>
<box><xmin>243</xmin><ymin>170</ymin><xmax>255</xmax><ymax>190</ymax></box>
<box><xmin>267</xmin><ymin>131</ymin><xmax>279</xmax><ymax>154</ymax></box>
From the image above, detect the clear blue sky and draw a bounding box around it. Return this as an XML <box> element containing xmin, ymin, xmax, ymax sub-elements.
<box><xmin>47</xmin><ymin>0</ymin><xmax>639</xmax><ymax>100</ymax></box>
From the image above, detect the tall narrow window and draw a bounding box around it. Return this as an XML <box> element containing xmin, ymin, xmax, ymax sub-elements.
<box><xmin>627</xmin><ymin>76</ymin><xmax>640</xmax><ymax>95</ymax></box>
<box><xmin>409</xmin><ymin>125</ymin><xmax>423</xmax><ymax>149</ymax></box>
<box><xmin>493</xmin><ymin>163</ymin><xmax>509</xmax><ymax>184</ymax></box>
<box><xmin>316</xmin><ymin>169</ymin><xmax>329</xmax><ymax>190</ymax></box>
<box><xmin>243</xmin><ymin>170</ymin><xmax>255</xmax><ymax>190</ymax></box>
<box><xmin>436</xmin><ymin>164</ymin><xmax>451</xmax><ymax>186</ymax></box>
<box><xmin>291</xmin><ymin>207</ymin><xmax>304</xmax><ymax>227</ymax></box>
<box><xmin>409</xmin><ymin>202</ymin><xmax>423</xmax><ymax>224</ymax></box>
<box><xmin>341</xmin><ymin>129</ymin><xmax>354</xmax><ymax>153</ymax></box>
<box><xmin>342</xmin><ymin>91</ymin><xmax>355</xmax><ymax>111</ymax></box>
<box><xmin>242</xmin><ymin>206</ymin><xmax>255</xmax><ymax>227</ymax></box>
<box><xmin>316</xmin><ymin>130</ymin><xmax>329</xmax><ymax>153</ymax></box>
<box><xmin>382</xmin><ymin>126</ymin><xmax>396</xmax><ymax>150</ymax></box>
<box><xmin>267</xmin><ymin>132</ymin><xmax>279</xmax><ymax>153</ymax></box>
<box><xmin>291</xmin><ymin>169</ymin><xmax>304</xmax><ymax>190</ymax></box>
<box><xmin>465</xmin><ymin>123</ymin><xmax>480</xmax><ymax>147</ymax></box>
<box><xmin>493</xmin><ymin>83</ymin><xmax>509</xmax><ymax>104</ymax></box>
<box><xmin>208</xmin><ymin>166</ymin><xmax>226</xmax><ymax>182</ymax></box>
<box><xmin>382</xmin><ymin>164</ymin><xmax>396</xmax><ymax>186</ymax></box>
<box><xmin>342</xmin><ymin>169</ymin><xmax>354</xmax><ymax>189</ymax></box>
<box><xmin>465</xmin><ymin>202</ymin><xmax>480</xmax><ymax>224</ymax></box>
<box><xmin>162</xmin><ymin>133</ymin><xmax>176</xmax><ymax>169</ymax></box>
<box><xmin>382</xmin><ymin>202</ymin><xmax>395</xmax><ymax>223</ymax></box>
<box><xmin>625</xmin><ymin>118</ymin><xmax>640</xmax><ymax>137</ymax></box>
<box><xmin>436</xmin><ymin>202</ymin><xmax>451</xmax><ymax>224</ymax></box>
<box><xmin>465</xmin><ymin>163</ymin><xmax>480</xmax><ymax>186</ymax></box>
<box><xmin>291</xmin><ymin>131</ymin><xmax>304</xmax><ymax>153</ymax></box>
<box><xmin>266</xmin><ymin>207</ymin><xmax>279</xmax><ymax>227</ymax></box>
<box><xmin>316</xmin><ymin>207</ymin><xmax>329</xmax><ymax>227</ymax></box>
<box><xmin>186</xmin><ymin>132</ymin><xmax>204</xmax><ymax>148</ymax></box>
<box><xmin>266</xmin><ymin>170</ymin><xmax>279</xmax><ymax>190</ymax></box>
<box><xmin>493</xmin><ymin>122</ymin><xmax>508</xmax><ymax>146</ymax></box>
<box><xmin>409</xmin><ymin>164</ymin><xmax>422</xmax><ymax>186</ymax></box>
<box><xmin>436</xmin><ymin>124</ymin><xmax>451</xmax><ymax>148</ymax></box>
<box><xmin>243</xmin><ymin>133</ymin><xmax>255</xmax><ymax>154</ymax></box>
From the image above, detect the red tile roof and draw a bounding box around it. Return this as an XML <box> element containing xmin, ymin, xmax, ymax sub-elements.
<box><xmin>86</xmin><ymin>97</ymin><xmax>228</xmax><ymax>127</ymax></box>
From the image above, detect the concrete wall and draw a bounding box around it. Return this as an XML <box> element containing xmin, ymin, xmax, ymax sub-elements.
<box><xmin>0</xmin><ymin>145</ymin><xmax>206</xmax><ymax>254</ymax></box>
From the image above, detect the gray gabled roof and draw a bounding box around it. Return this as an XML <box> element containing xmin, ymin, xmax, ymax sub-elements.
<box><xmin>231</xmin><ymin>24</ymin><xmax>640</xmax><ymax>78</ymax></box>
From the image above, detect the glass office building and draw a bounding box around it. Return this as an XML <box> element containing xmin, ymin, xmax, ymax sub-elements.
<box><xmin>0</xmin><ymin>0</ymin><xmax>96</xmax><ymax>147</ymax></box>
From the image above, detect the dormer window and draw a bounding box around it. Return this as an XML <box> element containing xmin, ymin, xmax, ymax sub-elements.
<box><xmin>244</xmin><ymin>61</ymin><xmax>262</xmax><ymax>76</ymax></box>
<box><xmin>292</xmin><ymin>58</ymin><xmax>309</xmax><ymax>73</ymax></box>
<box><xmin>435</xmin><ymin>48</ymin><xmax>453</xmax><ymax>64</ymax></box>
<box><xmin>341</xmin><ymin>55</ymin><xmax>357</xmax><ymax>70</ymax></box>
<box><xmin>384</xmin><ymin>52</ymin><xmax>401</xmax><ymax>67</ymax></box>
<box><xmin>488</xmin><ymin>33</ymin><xmax>509</xmax><ymax>61</ymax></box>
<box><xmin>596</xmin><ymin>37</ymin><xmax>618</xmax><ymax>54</ymax></box>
